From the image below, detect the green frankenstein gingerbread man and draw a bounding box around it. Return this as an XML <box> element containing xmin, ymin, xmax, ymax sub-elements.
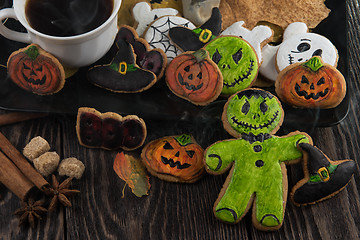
<box><xmin>205</xmin><ymin>88</ymin><xmax>312</xmax><ymax>230</ymax></box>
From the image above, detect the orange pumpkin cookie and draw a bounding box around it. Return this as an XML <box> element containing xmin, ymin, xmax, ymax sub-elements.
<box><xmin>7</xmin><ymin>44</ymin><xmax>65</xmax><ymax>95</ymax></box>
<box><xmin>141</xmin><ymin>134</ymin><xmax>205</xmax><ymax>183</ymax></box>
<box><xmin>165</xmin><ymin>49</ymin><xmax>223</xmax><ymax>106</ymax></box>
<box><xmin>275</xmin><ymin>56</ymin><xmax>346</xmax><ymax>109</ymax></box>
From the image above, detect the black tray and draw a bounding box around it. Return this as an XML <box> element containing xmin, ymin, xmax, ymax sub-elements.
<box><xmin>0</xmin><ymin>0</ymin><xmax>348</xmax><ymax>131</ymax></box>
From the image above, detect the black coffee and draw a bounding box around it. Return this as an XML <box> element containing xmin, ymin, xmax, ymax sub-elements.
<box><xmin>25</xmin><ymin>0</ymin><xmax>113</xmax><ymax>37</ymax></box>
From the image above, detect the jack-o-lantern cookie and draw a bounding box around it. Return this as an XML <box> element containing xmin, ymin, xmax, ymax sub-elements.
<box><xmin>205</xmin><ymin>88</ymin><xmax>312</xmax><ymax>230</ymax></box>
<box><xmin>76</xmin><ymin>107</ymin><xmax>147</xmax><ymax>151</ymax></box>
<box><xmin>141</xmin><ymin>134</ymin><xmax>205</xmax><ymax>183</ymax></box>
<box><xmin>291</xmin><ymin>143</ymin><xmax>356</xmax><ymax>206</ymax></box>
<box><xmin>7</xmin><ymin>44</ymin><xmax>65</xmax><ymax>95</ymax></box>
<box><xmin>169</xmin><ymin>7</ymin><xmax>222</xmax><ymax>52</ymax></box>
<box><xmin>275</xmin><ymin>56</ymin><xmax>346</xmax><ymax>109</ymax></box>
<box><xmin>88</xmin><ymin>39</ymin><xmax>157</xmax><ymax>93</ymax></box>
<box><xmin>204</xmin><ymin>36</ymin><xmax>259</xmax><ymax>96</ymax></box>
<box><xmin>165</xmin><ymin>49</ymin><xmax>223</xmax><ymax>105</ymax></box>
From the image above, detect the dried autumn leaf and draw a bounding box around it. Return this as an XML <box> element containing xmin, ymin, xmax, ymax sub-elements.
<box><xmin>113</xmin><ymin>152</ymin><xmax>150</xmax><ymax>197</ymax></box>
<box><xmin>220</xmin><ymin>0</ymin><xmax>330</xmax><ymax>30</ymax></box>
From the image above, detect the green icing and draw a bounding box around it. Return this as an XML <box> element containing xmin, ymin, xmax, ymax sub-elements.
<box><xmin>304</xmin><ymin>56</ymin><xmax>323</xmax><ymax>72</ymax></box>
<box><xmin>24</xmin><ymin>45</ymin><xmax>40</xmax><ymax>60</ymax></box>
<box><xmin>206</xmin><ymin>134</ymin><xmax>310</xmax><ymax>226</ymax></box>
<box><xmin>205</xmin><ymin>37</ymin><xmax>259</xmax><ymax>95</ymax></box>
<box><xmin>175</xmin><ymin>134</ymin><xmax>192</xmax><ymax>146</ymax></box>
<box><xmin>226</xmin><ymin>92</ymin><xmax>282</xmax><ymax>135</ymax></box>
<box><xmin>309</xmin><ymin>164</ymin><xmax>338</xmax><ymax>183</ymax></box>
<box><xmin>109</xmin><ymin>63</ymin><xmax>138</xmax><ymax>73</ymax></box>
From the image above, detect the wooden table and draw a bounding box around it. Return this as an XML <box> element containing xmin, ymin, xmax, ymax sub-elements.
<box><xmin>1</xmin><ymin>1</ymin><xmax>360</xmax><ymax>239</ymax></box>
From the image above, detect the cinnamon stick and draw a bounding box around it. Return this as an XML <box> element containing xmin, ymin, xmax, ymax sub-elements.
<box><xmin>0</xmin><ymin>112</ymin><xmax>48</xmax><ymax>126</ymax></box>
<box><xmin>0</xmin><ymin>132</ymin><xmax>49</xmax><ymax>190</ymax></box>
<box><xmin>0</xmin><ymin>151</ymin><xmax>34</xmax><ymax>200</ymax></box>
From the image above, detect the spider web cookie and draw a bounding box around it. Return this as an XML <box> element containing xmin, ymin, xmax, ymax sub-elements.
<box><xmin>143</xmin><ymin>15</ymin><xmax>195</xmax><ymax>63</ymax></box>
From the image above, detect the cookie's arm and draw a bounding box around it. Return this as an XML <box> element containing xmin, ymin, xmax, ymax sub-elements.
<box><xmin>204</xmin><ymin>139</ymin><xmax>242</xmax><ymax>174</ymax></box>
<box><xmin>277</xmin><ymin>132</ymin><xmax>312</xmax><ymax>163</ymax></box>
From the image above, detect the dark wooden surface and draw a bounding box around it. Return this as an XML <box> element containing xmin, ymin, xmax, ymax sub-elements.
<box><xmin>1</xmin><ymin>1</ymin><xmax>360</xmax><ymax>239</ymax></box>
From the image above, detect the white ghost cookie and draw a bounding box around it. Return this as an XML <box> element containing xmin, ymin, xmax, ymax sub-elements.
<box><xmin>132</xmin><ymin>1</ymin><xmax>179</xmax><ymax>36</ymax></box>
<box><xmin>143</xmin><ymin>15</ymin><xmax>195</xmax><ymax>63</ymax></box>
<box><xmin>259</xmin><ymin>22</ymin><xmax>338</xmax><ymax>82</ymax></box>
<box><xmin>221</xmin><ymin>21</ymin><xmax>273</xmax><ymax>64</ymax></box>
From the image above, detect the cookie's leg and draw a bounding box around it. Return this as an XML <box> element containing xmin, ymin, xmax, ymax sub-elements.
<box><xmin>214</xmin><ymin>173</ymin><xmax>254</xmax><ymax>223</ymax></box>
<box><xmin>254</xmin><ymin>181</ymin><xmax>284</xmax><ymax>228</ymax></box>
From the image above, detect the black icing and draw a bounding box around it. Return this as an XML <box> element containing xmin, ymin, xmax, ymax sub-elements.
<box><xmin>295</xmin><ymin>83</ymin><xmax>329</xmax><ymax>100</ymax></box>
<box><xmin>160</xmin><ymin>156</ymin><xmax>191</xmax><ymax>169</ymax></box>
<box><xmin>168</xmin><ymin>7</ymin><xmax>222</xmax><ymax>52</ymax></box>
<box><xmin>292</xmin><ymin>143</ymin><xmax>356</xmax><ymax>205</ymax></box>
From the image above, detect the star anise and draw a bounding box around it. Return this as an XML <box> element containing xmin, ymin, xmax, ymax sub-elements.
<box><xmin>14</xmin><ymin>198</ymin><xmax>47</xmax><ymax>228</ymax></box>
<box><xmin>44</xmin><ymin>175</ymin><xmax>80</xmax><ymax>212</ymax></box>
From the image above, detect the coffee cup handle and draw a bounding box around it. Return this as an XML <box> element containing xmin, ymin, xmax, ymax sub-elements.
<box><xmin>0</xmin><ymin>8</ymin><xmax>32</xmax><ymax>44</ymax></box>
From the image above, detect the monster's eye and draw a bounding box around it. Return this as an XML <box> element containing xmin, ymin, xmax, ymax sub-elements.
<box><xmin>301</xmin><ymin>76</ymin><xmax>309</xmax><ymax>84</ymax></box>
<box><xmin>232</xmin><ymin>48</ymin><xmax>242</xmax><ymax>64</ymax></box>
<box><xmin>297</xmin><ymin>42</ymin><xmax>311</xmax><ymax>52</ymax></box>
<box><xmin>212</xmin><ymin>49</ymin><xmax>222</xmax><ymax>64</ymax></box>
<box><xmin>163</xmin><ymin>142</ymin><xmax>174</xmax><ymax>149</ymax></box>
<box><xmin>260</xmin><ymin>101</ymin><xmax>268</xmax><ymax>114</ymax></box>
<box><xmin>317</xmin><ymin>77</ymin><xmax>325</xmax><ymax>85</ymax></box>
<box><xmin>241</xmin><ymin>99</ymin><xmax>250</xmax><ymax>115</ymax></box>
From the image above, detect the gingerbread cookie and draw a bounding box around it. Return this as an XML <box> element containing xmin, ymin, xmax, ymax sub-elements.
<box><xmin>204</xmin><ymin>88</ymin><xmax>312</xmax><ymax>230</ymax></box>
<box><xmin>7</xmin><ymin>44</ymin><xmax>65</xmax><ymax>95</ymax></box>
<box><xmin>221</xmin><ymin>21</ymin><xmax>273</xmax><ymax>64</ymax></box>
<box><xmin>260</xmin><ymin>22</ymin><xmax>338</xmax><ymax>82</ymax></box>
<box><xmin>76</xmin><ymin>107</ymin><xmax>147</xmax><ymax>151</ymax></box>
<box><xmin>275</xmin><ymin>56</ymin><xmax>346</xmax><ymax>109</ymax></box>
<box><xmin>141</xmin><ymin>134</ymin><xmax>205</xmax><ymax>183</ymax></box>
<box><xmin>165</xmin><ymin>49</ymin><xmax>223</xmax><ymax>105</ymax></box>
<box><xmin>87</xmin><ymin>39</ymin><xmax>157</xmax><ymax>93</ymax></box>
<box><xmin>143</xmin><ymin>15</ymin><xmax>195</xmax><ymax>62</ymax></box>
<box><xmin>169</xmin><ymin>7</ymin><xmax>222</xmax><ymax>52</ymax></box>
<box><xmin>116</xmin><ymin>25</ymin><xmax>167</xmax><ymax>78</ymax></box>
<box><xmin>204</xmin><ymin>36</ymin><xmax>259</xmax><ymax>96</ymax></box>
<box><xmin>291</xmin><ymin>143</ymin><xmax>356</xmax><ymax>206</ymax></box>
<box><xmin>132</xmin><ymin>1</ymin><xmax>179</xmax><ymax>36</ymax></box>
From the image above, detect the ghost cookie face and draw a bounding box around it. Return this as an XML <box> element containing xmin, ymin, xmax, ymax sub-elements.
<box><xmin>276</xmin><ymin>22</ymin><xmax>338</xmax><ymax>73</ymax></box>
<box><xmin>222</xmin><ymin>89</ymin><xmax>284</xmax><ymax>138</ymax></box>
<box><xmin>205</xmin><ymin>36</ymin><xmax>259</xmax><ymax>95</ymax></box>
<box><xmin>275</xmin><ymin>56</ymin><xmax>346</xmax><ymax>109</ymax></box>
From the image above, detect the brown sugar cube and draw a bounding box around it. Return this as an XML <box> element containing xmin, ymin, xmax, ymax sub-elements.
<box><xmin>23</xmin><ymin>136</ymin><xmax>51</xmax><ymax>161</ymax></box>
<box><xmin>58</xmin><ymin>157</ymin><xmax>85</xmax><ymax>179</ymax></box>
<box><xmin>33</xmin><ymin>152</ymin><xmax>60</xmax><ymax>177</ymax></box>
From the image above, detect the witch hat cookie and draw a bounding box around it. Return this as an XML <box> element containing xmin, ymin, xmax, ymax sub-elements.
<box><xmin>87</xmin><ymin>39</ymin><xmax>157</xmax><ymax>93</ymax></box>
<box><xmin>291</xmin><ymin>143</ymin><xmax>356</xmax><ymax>206</ymax></box>
<box><xmin>168</xmin><ymin>8</ymin><xmax>222</xmax><ymax>52</ymax></box>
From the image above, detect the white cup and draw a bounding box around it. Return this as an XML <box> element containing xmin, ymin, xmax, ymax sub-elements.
<box><xmin>0</xmin><ymin>0</ymin><xmax>121</xmax><ymax>68</ymax></box>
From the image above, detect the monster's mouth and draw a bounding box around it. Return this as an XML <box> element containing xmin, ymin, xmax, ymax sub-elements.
<box><xmin>224</xmin><ymin>60</ymin><xmax>255</xmax><ymax>88</ymax></box>
<box><xmin>295</xmin><ymin>83</ymin><xmax>329</xmax><ymax>100</ymax></box>
<box><xmin>230</xmin><ymin>111</ymin><xmax>279</xmax><ymax>130</ymax></box>
<box><xmin>161</xmin><ymin>156</ymin><xmax>191</xmax><ymax>169</ymax></box>
<box><xmin>178</xmin><ymin>73</ymin><xmax>203</xmax><ymax>91</ymax></box>
<box><xmin>22</xmin><ymin>73</ymin><xmax>46</xmax><ymax>85</ymax></box>
<box><xmin>288</xmin><ymin>54</ymin><xmax>295</xmax><ymax>65</ymax></box>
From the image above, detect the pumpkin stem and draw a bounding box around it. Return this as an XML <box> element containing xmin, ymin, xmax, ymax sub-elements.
<box><xmin>175</xmin><ymin>134</ymin><xmax>192</xmax><ymax>146</ymax></box>
<box><xmin>24</xmin><ymin>45</ymin><xmax>40</xmax><ymax>60</ymax></box>
<box><xmin>303</xmin><ymin>56</ymin><xmax>323</xmax><ymax>72</ymax></box>
<box><xmin>193</xmin><ymin>49</ymin><xmax>209</xmax><ymax>63</ymax></box>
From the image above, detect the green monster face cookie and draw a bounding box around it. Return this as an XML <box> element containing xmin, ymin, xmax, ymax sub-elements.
<box><xmin>224</xmin><ymin>89</ymin><xmax>283</xmax><ymax>136</ymax></box>
<box><xmin>205</xmin><ymin>36</ymin><xmax>259</xmax><ymax>95</ymax></box>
